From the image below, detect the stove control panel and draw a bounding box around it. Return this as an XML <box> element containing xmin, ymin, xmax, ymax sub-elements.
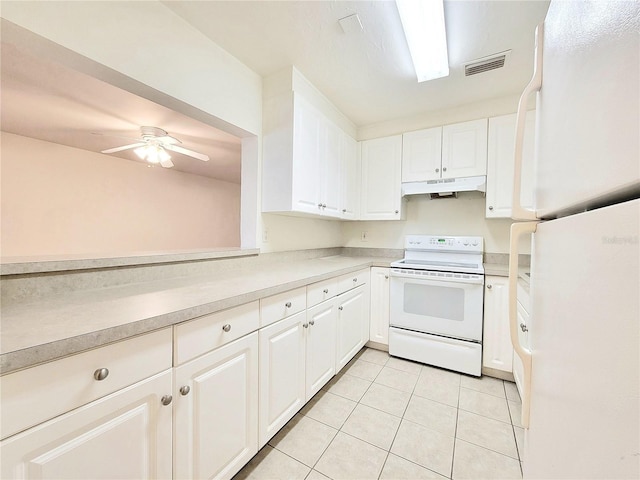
<box><xmin>405</xmin><ymin>235</ymin><xmax>484</xmax><ymax>252</ymax></box>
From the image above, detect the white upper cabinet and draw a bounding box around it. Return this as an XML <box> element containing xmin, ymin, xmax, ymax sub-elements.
<box><xmin>360</xmin><ymin>135</ymin><xmax>404</xmax><ymax>221</ymax></box>
<box><xmin>441</xmin><ymin>118</ymin><xmax>488</xmax><ymax>179</ymax></box>
<box><xmin>262</xmin><ymin>92</ymin><xmax>356</xmax><ymax>220</ymax></box>
<box><xmin>340</xmin><ymin>132</ymin><xmax>359</xmax><ymax>219</ymax></box>
<box><xmin>402</xmin><ymin>127</ymin><xmax>443</xmax><ymax>182</ymax></box>
<box><xmin>486</xmin><ymin>111</ymin><xmax>536</xmax><ymax>218</ymax></box>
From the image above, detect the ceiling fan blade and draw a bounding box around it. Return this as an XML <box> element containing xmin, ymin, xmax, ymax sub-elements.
<box><xmin>160</xmin><ymin>158</ymin><xmax>174</xmax><ymax>168</ymax></box>
<box><xmin>165</xmin><ymin>144</ymin><xmax>210</xmax><ymax>162</ymax></box>
<box><xmin>101</xmin><ymin>142</ymin><xmax>146</xmax><ymax>154</ymax></box>
<box><xmin>157</xmin><ymin>135</ymin><xmax>181</xmax><ymax>145</ymax></box>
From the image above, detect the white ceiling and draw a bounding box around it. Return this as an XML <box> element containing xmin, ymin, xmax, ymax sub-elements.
<box><xmin>1</xmin><ymin>1</ymin><xmax>549</xmax><ymax>182</ymax></box>
<box><xmin>165</xmin><ymin>0</ymin><xmax>550</xmax><ymax>126</ymax></box>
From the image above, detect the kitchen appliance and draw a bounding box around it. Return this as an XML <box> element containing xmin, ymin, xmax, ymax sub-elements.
<box><xmin>509</xmin><ymin>2</ymin><xmax>639</xmax><ymax>478</ymax></box>
<box><xmin>402</xmin><ymin>175</ymin><xmax>486</xmax><ymax>197</ymax></box>
<box><xmin>389</xmin><ymin>235</ymin><xmax>484</xmax><ymax>376</ymax></box>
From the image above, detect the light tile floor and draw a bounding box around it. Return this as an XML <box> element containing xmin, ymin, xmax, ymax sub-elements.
<box><xmin>234</xmin><ymin>347</ymin><xmax>524</xmax><ymax>480</ymax></box>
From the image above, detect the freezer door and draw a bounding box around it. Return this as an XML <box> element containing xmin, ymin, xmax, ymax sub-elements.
<box><xmin>524</xmin><ymin>199</ymin><xmax>639</xmax><ymax>479</ymax></box>
<box><xmin>534</xmin><ymin>2</ymin><xmax>639</xmax><ymax>218</ymax></box>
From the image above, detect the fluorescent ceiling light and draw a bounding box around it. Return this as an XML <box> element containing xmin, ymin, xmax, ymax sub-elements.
<box><xmin>396</xmin><ymin>0</ymin><xmax>449</xmax><ymax>82</ymax></box>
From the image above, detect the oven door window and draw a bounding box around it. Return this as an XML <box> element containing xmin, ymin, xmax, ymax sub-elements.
<box><xmin>404</xmin><ymin>283</ymin><xmax>464</xmax><ymax>321</ymax></box>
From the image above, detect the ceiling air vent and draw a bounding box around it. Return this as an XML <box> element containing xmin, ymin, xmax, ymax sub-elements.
<box><xmin>465</xmin><ymin>50</ymin><xmax>511</xmax><ymax>76</ymax></box>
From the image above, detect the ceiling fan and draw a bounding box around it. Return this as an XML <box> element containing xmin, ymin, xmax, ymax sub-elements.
<box><xmin>100</xmin><ymin>126</ymin><xmax>210</xmax><ymax>168</ymax></box>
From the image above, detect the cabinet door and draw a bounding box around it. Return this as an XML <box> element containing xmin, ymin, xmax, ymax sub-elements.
<box><xmin>360</xmin><ymin>135</ymin><xmax>403</xmax><ymax>220</ymax></box>
<box><xmin>482</xmin><ymin>276</ymin><xmax>513</xmax><ymax>372</ymax></box>
<box><xmin>336</xmin><ymin>285</ymin><xmax>368</xmax><ymax>372</ymax></box>
<box><xmin>402</xmin><ymin>127</ymin><xmax>443</xmax><ymax>182</ymax></box>
<box><xmin>340</xmin><ymin>132</ymin><xmax>359</xmax><ymax>219</ymax></box>
<box><xmin>319</xmin><ymin>120</ymin><xmax>342</xmax><ymax>217</ymax></box>
<box><xmin>486</xmin><ymin>112</ymin><xmax>536</xmax><ymax>218</ymax></box>
<box><xmin>441</xmin><ymin>118</ymin><xmax>488</xmax><ymax>179</ymax></box>
<box><xmin>292</xmin><ymin>96</ymin><xmax>322</xmax><ymax>214</ymax></box>
<box><xmin>258</xmin><ymin>312</ymin><xmax>306</xmax><ymax>447</ymax></box>
<box><xmin>369</xmin><ymin>267</ymin><xmax>390</xmax><ymax>345</ymax></box>
<box><xmin>174</xmin><ymin>334</ymin><xmax>258</xmax><ymax>480</ymax></box>
<box><xmin>1</xmin><ymin>370</ymin><xmax>172</xmax><ymax>480</ymax></box>
<box><xmin>306</xmin><ymin>300</ymin><xmax>337</xmax><ymax>400</ymax></box>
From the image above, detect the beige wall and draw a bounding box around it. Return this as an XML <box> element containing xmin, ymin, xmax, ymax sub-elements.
<box><xmin>261</xmin><ymin>214</ymin><xmax>343</xmax><ymax>253</ymax></box>
<box><xmin>1</xmin><ymin>133</ymin><xmax>240</xmax><ymax>257</ymax></box>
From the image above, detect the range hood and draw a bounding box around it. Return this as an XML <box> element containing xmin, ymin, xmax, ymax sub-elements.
<box><xmin>402</xmin><ymin>175</ymin><xmax>486</xmax><ymax>198</ymax></box>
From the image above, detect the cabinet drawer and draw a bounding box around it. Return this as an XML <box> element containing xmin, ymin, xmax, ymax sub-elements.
<box><xmin>307</xmin><ymin>278</ymin><xmax>339</xmax><ymax>307</ymax></box>
<box><xmin>0</xmin><ymin>328</ymin><xmax>172</xmax><ymax>440</ymax></box>
<box><xmin>260</xmin><ymin>287</ymin><xmax>307</xmax><ymax>327</ymax></box>
<box><xmin>174</xmin><ymin>301</ymin><xmax>260</xmax><ymax>365</ymax></box>
<box><xmin>337</xmin><ymin>268</ymin><xmax>370</xmax><ymax>294</ymax></box>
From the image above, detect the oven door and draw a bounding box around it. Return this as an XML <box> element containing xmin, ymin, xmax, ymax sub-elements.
<box><xmin>390</xmin><ymin>269</ymin><xmax>484</xmax><ymax>342</ymax></box>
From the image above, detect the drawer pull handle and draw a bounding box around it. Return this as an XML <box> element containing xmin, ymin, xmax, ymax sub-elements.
<box><xmin>338</xmin><ymin>306</ymin><xmax>344</xmax><ymax>311</ymax></box>
<box><xmin>323</xmin><ymin>289</ymin><xmax>329</xmax><ymax>294</ymax></box>
<box><xmin>285</xmin><ymin>302</ymin><xmax>292</xmax><ymax>308</ymax></box>
<box><xmin>161</xmin><ymin>395</ymin><xmax>173</xmax><ymax>406</ymax></box>
<box><xmin>222</xmin><ymin>324</ymin><xmax>231</xmax><ymax>332</ymax></box>
<box><xmin>93</xmin><ymin>368</ymin><xmax>109</xmax><ymax>381</ymax></box>
<box><xmin>179</xmin><ymin>386</ymin><xmax>191</xmax><ymax>396</ymax></box>
<box><xmin>309</xmin><ymin>319</ymin><xmax>315</xmax><ymax>326</ymax></box>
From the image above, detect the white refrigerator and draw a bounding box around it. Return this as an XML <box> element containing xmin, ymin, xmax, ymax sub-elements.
<box><xmin>508</xmin><ymin>1</ymin><xmax>640</xmax><ymax>479</ymax></box>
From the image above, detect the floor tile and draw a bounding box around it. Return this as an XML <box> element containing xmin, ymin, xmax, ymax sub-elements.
<box><xmin>504</xmin><ymin>381</ymin><xmax>521</xmax><ymax>403</ymax></box>
<box><xmin>403</xmin><ymin>394</ymin><xmax>458</xmax><ymax>436</ymax></box>
<box><xmin>233</xmin><ymin>445</ymin><xmax>310</xmax><ymax>480</ymax></box>
<box><xmin>414</xmin><ymin>370</ymin><xmax>460</xmax><ymax>407</ymax></box>
<box><xmin>460</xmin><ymin>375</ymin><xmax>506</xmax><ymax>398</ymax></box>
<box><xmin>459</xmin><ymin>387</ymin><xmax>511</xmax><ymax>423</ymax></box>
<box><xmin>386</xmin><ymin>356</ymin><xmax>423</xmax><ymax>375</ymax></box>
<box><xmin>322</xmin><ymin>373</ymin><xmax>371</xmax><ymax>401</ymax></box>
<box><xmin>380</xmin><ymin>453</ymin><xmax>447</xmax><ymax>480</ymax></box>
<box><xmin>374</xmin><ymin>366</ymin><xmax>419</xmax><ymax>393</ymax></box>
<box><xmin>343</xmin><ymin>358</ymin><xmax>384</xmax><ymax>381</ymax></box>
<box><xmin>456</xmin><ymin>410</ymin><xmax>519</xmax><ymax>459</ymax></box>
<box><xmin>390</xmin><ymin>420</ymin><xmax>455</xmax><ymax>478</ymax></box>
<box><xmin>268</xmin><ymin>414</ymin><xmax>338</xmax><ymax>467</ymax></box>
<box><xmin>359</xmin><ymin>348</ymin><xmax>390</xmax><ymax>365</ymax></box>
<box><xmin>305</xmin><ymin>470</ymin><xmax>331</xmax><ymax>480</ymax></box>
<box><xmin>300</xmin><ymin>390</ymin><xmax>357</xmax><ymax>429</ymax></box>
<box><xmin>508</xmin><ymin>400</ymin><xmax>524</xmax><ymax>428</ymax></box>
<box><xmin>452</xmin><ymin>439</ymin><xmax>522</xmax><ymax>479</ymax></box>
<box><xmin>341</xmin><ymin>404</ymin><xmax>401</xmax><ymax>450</ymax></box>
<box><xmin>514</xmin><ymin>426</ymin><xmax>525</xmax><ymax>461</ymax></box>
<box><xmin>315</xmin><ymin>431</ymin><xmax>387</xmax><ymax>480</ymax></box>
<box><xmin>360</xmin><ymin>382</ymin><xmax>411</xmax><ymax>417</ymax></box>
<box><xmin>421</xmin><ymin>364</ymin><xmax>461</xmax><ymax>385</ymax></box>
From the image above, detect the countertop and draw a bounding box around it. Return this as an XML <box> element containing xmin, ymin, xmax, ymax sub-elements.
<box><xmin>1</xmin><ymin>255</ymin><xmax>397</xmax><ymax>374</ymax></box>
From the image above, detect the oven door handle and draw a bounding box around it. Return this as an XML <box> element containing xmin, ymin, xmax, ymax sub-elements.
<box><xmin>390</xmin><ymin>270</ymin><xmax>484</xmax><ymax>285</ymax></box>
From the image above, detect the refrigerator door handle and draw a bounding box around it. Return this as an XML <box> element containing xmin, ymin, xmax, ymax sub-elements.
<box><xmin>509</xmin><ymin>221</ymin><xmax>538</xmax><ymax>428</ymax></box>
<box><xmin>513</xmin><ymin>22</ymin><xmax>544</xmax><ymax>221</ymax></box>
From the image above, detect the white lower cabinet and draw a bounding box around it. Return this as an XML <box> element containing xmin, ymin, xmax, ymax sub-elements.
<box><xmin>336</xmin><ymin>284</ymin><xmax>369</xmax><ymax>372</ymax></box>
<box><xmin>482</xmin><ymin>275</ymin><xmax>513</xmax><ymax>372</ymax></box>
<box><xmin>369</xmin><ymin>267</ymin><xmax>390</xmax><ymax>345</ymax></box>
<box><xmin>258</xmin><ymin>311</ymin><xmax>307</xmax><ymax>447</ymax></box>
<box><xmin>1</xmin><ymin>370</ymin><xmax>173</xmax><ymax>480</ymax></box>
<box><xmin>173</xmin><ymin>333</ymin><xmax>258</xmax><ymax>480</ymax></box>
<box><xmin>305</xmin><ymin>300</ymin><xmax>337</xmax><ymax>400</ymax></box>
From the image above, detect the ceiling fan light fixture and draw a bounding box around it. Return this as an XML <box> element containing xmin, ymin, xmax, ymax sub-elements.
<box><xmin>133</xmin><ymin>144</ymin><xmax>171</xmax><ymax>165</ymax></box>
<box><xmin>396</xmin><ymin>0</ymin><xmax>449</xmax><ymax>82</ymax></box>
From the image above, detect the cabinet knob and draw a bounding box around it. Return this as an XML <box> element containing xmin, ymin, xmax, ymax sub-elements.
<box><xmin>179</xmin><ymin>385</ymin><xmax>191</xmax><ymax>396</ymax></box>
<box><xmin>285</xmin><ymin>302</ymin><xmax>292</xmax><ymax>308</ymax></box>
<box><xmin>487</xmin><ymin>284</ymin><xmax>492</xmax><ymax>289</ymax></box>
<box><xmin>384</xmin><ymin>275</ymin><xmax>389</xmax><ymax>279</ymax></box>
<box><xmin>443</xmin><ymin>167</ymin><xmax>447</xmax><ymax>172</ymax></box>
<box><xmin>161</xmin><ymin>395</ymin><xmax>173</xmax><ymax>406</ymax></box>
<box><xmin>353</xmin><ymin>278</ymin><xmax>357</xmax><ymax>282</ymax></box>
<box><xmin>323</xmin><ymin>288</ymin><xmax>329</xmax><ymax>294</ymax></box>
<box><xmin>435</xmin><ymin>168</ymin><xmax>440</xmax><ymax>173</ymax></box>
<box><xmin>488</xmin><ymin>206</ymin><xmax>494</xmax><ymax>211</ymax></box>
<box><xmin>322</xmin><ymin>204</ymin><xmax>327</xmax><ymax>208</ymax></box>
<box><xmin>395</xmin><ymin>210</ymin><xmax>399</xmax><ymax>214</ymax></box>
<box><xmin>222</xmin><ymin>324</ymin><xmax>231</xmax><ymax>332</ymax></box>
<box><xmin>93</xmin><ymin>368</ymin><xmax>109</xmax><ymax>381</ymax></box>
<box><xmin>303</xmin><ymin>322</ymin><xmax>309</xmax><ymax>328</ymax></box>
<box><xmin>342</xmin><ymin>209</ymin><xmax>347</xmax><ymax>213</ymax></box>
<box><xmin>520</xmin><ymin>323</ymin><xmax>529</xmax><ymax>332</ymax></box>
<box><xmin>338</xmin><ymin>306</ymin><xmax>344</xmax><ymax>311</ymax></box>
<box><xmin>318</xmin><ymin>203</ymin><xmax>323</xmax><ymax>208</ymax></box>
<box><xmin>309</xmin><ymin>319</ymin><xmax>315</xmax><ymax>326</ymax></box>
